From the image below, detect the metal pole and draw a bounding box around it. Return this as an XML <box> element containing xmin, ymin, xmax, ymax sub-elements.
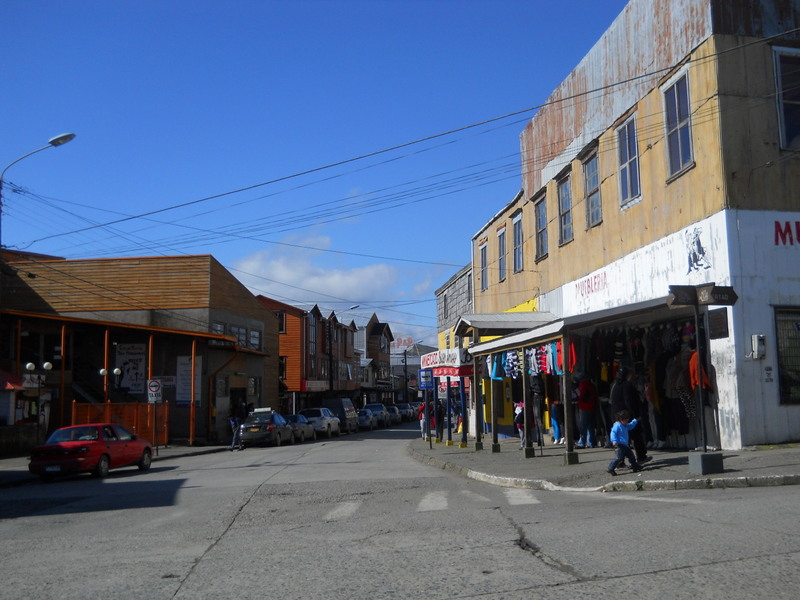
<box><xmin>445</xmin><ymin>376</ymin><xmax>452</xmax><ymax>445</ymax></box>
<box><xmin>424</xmin><ymin>389</ymin><xmax>431</xmax><ymax>449</ymax></box>
<box><xmin>459</xmin><ymin>376</ymin><xmax>467</xmax><ymax>446</ymax></box>
<box><xmin>694</xmin><ymin>303</ymin><xmax>708</xmax><ymax>452</ymax></box>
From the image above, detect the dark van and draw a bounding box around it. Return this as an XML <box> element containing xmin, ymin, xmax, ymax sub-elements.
<box><xmin>322</xmin><ymin>398</ymin><xmax>359</xmax><ymax>434</ymax></box>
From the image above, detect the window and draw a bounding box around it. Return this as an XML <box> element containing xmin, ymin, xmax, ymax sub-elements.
<box><xmin>211</xmin><ymin>321</ymin><xmax>225</xmax><ymax>335</ymax></box>
<box><xmin>776</xmin><ymin>308</ymin><xmax>800</xmax><ymax>404</ymax></box>
<box><xmin>558</xmin><ymin>176</ymin><xmax>573</xmax><ymax>244</ymax></box>
<box><xmin>274</xmin><ymin>310</ymin><xmax>286</xmax><ymax>333</ymax></box>
<box><xmin>308</xmin><ymin>314</ymin><xmax>317</xmax><ymax>376</ymax></box>
<box><xmin>442</xmin><ymin>293</ymin><xmax>448</xmax><ymax>320</ymax></box>
<box><xmin>617</xmin><ymin>115</ymin><xmax>640</xmax><ymax>206</ymax></box>
<box><xmin>664</xmin><ymin>73</ymin><xmax>693</xmax><ymax>176</ymax></box>
<box><xmin>774</xmin><ymin>47</ymin><xmax>800</xmax><ymax>149</ymax></box>
<box><xmin>249</xmin><ymin>329</ymin><xmax>262</xmax><ymax>351</ymax></box>
<box><xmin>512</xmin><ymin>212</ymin><xmax>524</xmax><ymax>273</ymax></box>
<box><xmin>279</xmin><ymin>356</ymin><xmax>286</xmax><ymax>380</ymax></box>
<box><xmin>497</xmin><ymin>226</ymin><xmax>506</xmax><ymax>282</ymax></box>
<box><xmin>230</xmin><ymin>325</ymin><xmax>247</xmax><ymax>346</ymax></box>
<box><xmin>479</xmin><ymin>242</ymin><xmax>488</xmax><ymax>291</ymax></box>
<box><xmin>534</xmin><ymin>196</ymin><xmax>548</xmax><ymax>260</ymax></box>
<box><xmin>584</xmin><ymin>153</ymin><xmax>602</xmax><ymax>227</ymax></box>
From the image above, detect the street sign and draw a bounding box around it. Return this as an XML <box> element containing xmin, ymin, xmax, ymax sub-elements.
<box><xmin>418</xmin><ymin>369</ymin><xmax>434</xmax><ymax>390</ymax></box>
<box><xmin>696</xmin><ymin>284</ymin><xmax>738</xmax><ymax>306</ymax></box>
<box><xmin>666</xmin><ymin>284</ymin><xmax>697</xmax><ymax>307</ymax></box>
<box><xmin>147</xmin><ymin>378</ymin><xmax>162</xmax><ymax>404</ymax></box>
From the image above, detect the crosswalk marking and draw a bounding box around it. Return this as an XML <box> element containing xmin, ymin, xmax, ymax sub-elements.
<box><xmin>503</xmin><ymin>488</ymin><xmax>540</xmax><ymax>505</ymax></box>
<box><xmin>460</xmin><ymin>490</ymin><xmax>491</xmax><ymax>503</ymax></box>
<box><xmin>418</xmin><ymin>491</ymin><xmax>448</xmax><ymax>512</ymax></box>
<box><xmin>324</xmin><ymin>501</ymin><xmax>360</xmax><ymax>521</ymax></box>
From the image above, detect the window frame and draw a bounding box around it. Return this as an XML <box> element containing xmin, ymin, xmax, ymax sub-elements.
<box><xmin>512</xmin><ymin>211</ymin><xmax>524</xmax><ymax>273</ymax></box>
<box><xmin>557</xmin><ymin>175</ymin><xmax>573</xmax><ymax>245</ymax></box>
<box><xmin>497</xmin><ymin>226</ymin><xmax>507</xmax><ymax>282</ymax></box>
<box><xmin>662</xmin><ymin>70</ymin><xmax>694</xmax><ymax>178</ymax></box>
<box><xmin>479</xmin><ymin>242</ymin><xmax>488</xmax><ymax>291</ymax></box>
<box><xmin>617</xmin><ymin>114</ymin><xmax>641</xmax><ymax>207</ymax></box>
<box><xmin>583</xmin><ymin>152</ymin><xmax>602</xmax><ymax>228</ymax></box>
<box><xmin>534</xmin><ymin>194</ymin><xmax>548</xmax><ymax>261</ymax></box>
<box><xmin>775</xmin><ymin>307</ymin><xmax>800</xmax><ymax>405</ymax></box>
<box><xmin>774</xmin><ymin>46</ymin><xmax>800</xmax><ymax>150</ymax></box>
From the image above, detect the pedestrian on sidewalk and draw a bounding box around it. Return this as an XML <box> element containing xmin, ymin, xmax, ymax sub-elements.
<box><xmin>229</xmin><ymin>414</ymin><xmax>243</xmax><ymax>451</ymax></box>
<box><xmin>418</xmin><ymin>402</ymin><xmax>427</xmax><ymax>439</ymax></box>
<box><xmin>607</xmin><ymin>410</ymin><xmax>642</xmax><ymax>476</ymax></box>
<box><xmin>610</xmin><ymin>366</ymin><xmax>650</xmax><ymax>463</ymax></box>
<box><xmin>514</xmin><ymin>404</ymin><xmax>525</xmax><ymax>448</ymax></box>
<box><xmin>574</xmin><ymin>373</ymin><xmax>598</xmax><ymax>448</ymax></box>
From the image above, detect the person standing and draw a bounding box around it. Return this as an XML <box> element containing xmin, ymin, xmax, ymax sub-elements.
<box><xmin>418</xmin><ymin>402</ymin><xmax>427</xmax><ymax>439</ymax></box>
<box><xmin>229</xmin><ymin>413</ymin><xmax>243</xmax><ymax>451</ymax></box>
<box><xmin>514</xmin><ymin>404</ymin><xmax>525</xmax><ymax>449</ymax></box>
<box><xmin>574</xmin><ymin>374</ymin><xmax>598</xmax><ymax>448</ymax></box>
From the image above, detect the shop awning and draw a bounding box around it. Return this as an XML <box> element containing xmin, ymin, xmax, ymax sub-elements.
<box><xmin>468</xmin><ymin>297</ymin><xmax>670</xmax><ymax>356</ymax></box>
<box><xmin>453</xmin><ymin>311</ymin><xmax>558</xmax><ymax>337</ymax></box>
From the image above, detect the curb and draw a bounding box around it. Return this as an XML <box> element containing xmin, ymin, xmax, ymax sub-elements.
<box><xmin>406</xmin><ymin>444</ymin><xmax>800</xmax><ymax>493</ymax></box>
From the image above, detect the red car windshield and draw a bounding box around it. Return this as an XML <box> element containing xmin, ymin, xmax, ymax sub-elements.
<box><xmin>46</xmin><ymin>427</ymin><xmax>99</xmax><ymax>443</ymax></box>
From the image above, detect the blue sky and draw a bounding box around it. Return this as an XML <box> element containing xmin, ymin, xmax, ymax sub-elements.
<box><xmin>1</xmin><ymin>0</ymin><xmax>629</xmax><ymax>345</ymax></box>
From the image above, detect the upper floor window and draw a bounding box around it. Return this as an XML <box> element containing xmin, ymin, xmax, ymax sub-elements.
<box><xmin>534</xmin><ymin>195</ymin><xmax>548</xmax><ymax>260</ymax></box>
<box><xmin>497</xmin><ymin>226</ymin><xmax>506</xmax><ymax>282</ymax></box>
<box><xmin>274</xmin><ymin>310</ymin><xmax>286</xmax><ymax>333</ymax></box>
<box><xmin>479</xmin><ymin>242</ymin><xmax>488</xmax><ymax>291</ymax></box>
<box><xmin>230</xmin><ymin>325</ymin><xmax>247</xmax><ymax>346</ymax></box>
<box><xmin>442</xmin><ymin>293</ymin><xmax>448</xmax><ymax>320</ymax></box>
<box><xmin>211</xmin><ymin>321</ymin><xmax>225</xmax><ymax>336</ymax></box>
<box><xmin>512</xmin><ymin>212</ymin><xmax>524</xmax><ymax>273</ymax></box>
<box><xmin>663</xmin><ymin>72</ymin><xmax>694</xmax><ymax>176</ymax></box>
<box><xmin>617</xmin><ymin>115</ymin><xmax>640</xmax><ymax>206</ymax></box>
<box><xmin>249</xmin><ymin>329</ymin><xmax>262</xmax><ymax>351</ymax></box>
<box><xmin>557</xmin><ymin>176</ymin><xmax>573</xmax><ymax>244</ymax></box>
<box><xmin>774</xmin><ymin>47</ymin><xmax>800</xmax><ymax>149</ymax></box>
<box><xmin>583</xmin><ymin>153</ymin><xmax>602</xmax><ymax>227</ymax></box>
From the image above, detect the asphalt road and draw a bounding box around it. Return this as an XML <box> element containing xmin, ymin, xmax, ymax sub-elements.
<box><xmin>1</xmin><ymin>422</ymin><xmax>799</xmax><ymax>599</ymax></box>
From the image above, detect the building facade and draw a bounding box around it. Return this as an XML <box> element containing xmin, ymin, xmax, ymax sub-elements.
<box><xmin>466</xmin><ymin>0</ymin><xmax>800</xmax><ymax>450</ymax></box>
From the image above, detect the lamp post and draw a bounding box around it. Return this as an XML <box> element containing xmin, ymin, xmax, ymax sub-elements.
<box><xmin>25</xmin><ymin>361</ymin><xmax>53</xmax><ymax>441</ymax></box>
<box><xmin>0</xmin><ymin>133</ymin><xmax>76</xmax><ymax>253</ymax></box>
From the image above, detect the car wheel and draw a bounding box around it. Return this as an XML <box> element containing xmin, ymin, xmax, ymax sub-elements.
<box><xmin>94</xmin><ymin>455</ymin><xmax>110</xmax><ymax>478</ymax></box>
<box><xmin>138</xmin><ymin>449</ymin><xmax>152</xmax><ymax>471</ymax></box>
<box><xmin>273</xmin><ymin>434</ymin><xmax>281</xmax><ymax>447</ymax></box>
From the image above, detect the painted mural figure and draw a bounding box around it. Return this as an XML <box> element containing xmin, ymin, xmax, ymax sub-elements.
<box><xmin>685</xmin><ymin>228</ymin><xmax>712</xmax><ymax>273</ymax></box>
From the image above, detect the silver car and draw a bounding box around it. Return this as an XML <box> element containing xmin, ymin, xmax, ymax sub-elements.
<box><xmin>298</xmin><ymin>407</ymin><xmax>341</xmax><ymax>438</ymax></box>
<box><xmin>363</xmin><ymin>403</ymin><xmax>389</xmax><ymax>427</ymax></box>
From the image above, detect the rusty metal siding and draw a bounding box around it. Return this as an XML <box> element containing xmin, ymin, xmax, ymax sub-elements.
<box><xmin>521</xmin><ymin>0</ymin><xmax>714</xmax><ymax>196</ymax></box>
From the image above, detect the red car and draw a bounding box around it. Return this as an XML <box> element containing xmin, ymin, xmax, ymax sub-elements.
<box><xmin>29</xmin><ymin>423</ymin><xmax>153</xmax><ymax>480</ymax></box>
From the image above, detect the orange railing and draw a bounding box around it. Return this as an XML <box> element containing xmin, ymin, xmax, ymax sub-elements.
<box><xmin>71</xmin><ymin>401</ymin><xmax>169</xmax><ymax>446</ymax></box>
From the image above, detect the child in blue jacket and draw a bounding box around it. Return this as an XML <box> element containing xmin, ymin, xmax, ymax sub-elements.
<box><xmin>607</xmin><ymin>410</ymin><xmax>643</xmax><ymax>476</ymax></box>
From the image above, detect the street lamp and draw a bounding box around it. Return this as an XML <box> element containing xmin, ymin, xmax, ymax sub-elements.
<box><xmin>0</xmin><ymin>133</ymin><xmax>76</xmax><ymax>251</ymax></box>
<box><xmin>25</xmin><ymin>361</ymin><xmax>53</xmax><ymax>441</ymax></box>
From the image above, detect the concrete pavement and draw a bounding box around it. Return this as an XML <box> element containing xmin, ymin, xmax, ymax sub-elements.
<box><xmin>3</xmin><ymin>433</ymin><xmax>800</xmax><ymax>492</ymax></box>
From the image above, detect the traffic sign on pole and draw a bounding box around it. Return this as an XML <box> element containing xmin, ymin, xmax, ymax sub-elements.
<box><xmin>147</xmin><ymin>379</ymin><xmax>162</xmax><ymax>404</ymax></box>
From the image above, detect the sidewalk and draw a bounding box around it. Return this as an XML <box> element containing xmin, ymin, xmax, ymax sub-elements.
<box><xmin>407</xmin><ymin>436</ymin><xmax>800</xmax><ymax>492</ymax></box>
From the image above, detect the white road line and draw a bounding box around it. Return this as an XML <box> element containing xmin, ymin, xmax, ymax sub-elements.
<box><xmin>418</xmin><ymin>491</ymin><xmax>449</xmax><ymax>512</ymax></box>
<box><xmin>324</xmin><ymin>501</ymin><xmax>360</xmax><ymax>521</ymax></box>
<box><xmin>503</xmin><ymin>488</ymin><xmax>540</xmax><ymax>505</ymax></box>
<box><xmin>460</xmin><ymin>490</ymin><xmax>491</xmax><ymax>503</ymax></box>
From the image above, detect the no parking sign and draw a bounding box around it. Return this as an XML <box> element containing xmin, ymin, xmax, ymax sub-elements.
<box><xmin>147</xmin><ymin>379</ymin><xmax>162</xmax><ymax>404</ymax></box>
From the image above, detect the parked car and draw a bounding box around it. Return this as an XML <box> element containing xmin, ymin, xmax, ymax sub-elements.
<box><xmin>239</xmin><ymin>409</ymin><xmax>294</xmax><ymax>447</ymax></box>
<box><xmin>28</xmin><ymin>423</ymin><xmax>152</xmax><ymax>480</ymax></box>
<box><xmin>386</xmin><ymin>405</ymin><xmax>402</xmax><ymax>425</ymax></box>
<box><xmin>298</xmin><ymin>407</ymin><xmax>341</xmax><ymax>438</ymax></box>
<box><xmin>322</xmin><ymin>398</ymin><xmax>360</xmax><ymax>434</ymax></box>
<box><xmin>285</xmin><ymin>414</ymin><xmax>317</xmax><ymax>443</ymax></box>
<box><xmin>358</xmin><ymin>408</ymin><xmax>377</xmax><ymax>430</ymax></box>
<box><xmin>363</xmin><ymin>403</ymin><xmax>389</xmax><ymax>427</ymax></box>
<box><xmin>394</xmin><ymin>403</ymin><xmax>414</xmax><ymax>421</ymax></box>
